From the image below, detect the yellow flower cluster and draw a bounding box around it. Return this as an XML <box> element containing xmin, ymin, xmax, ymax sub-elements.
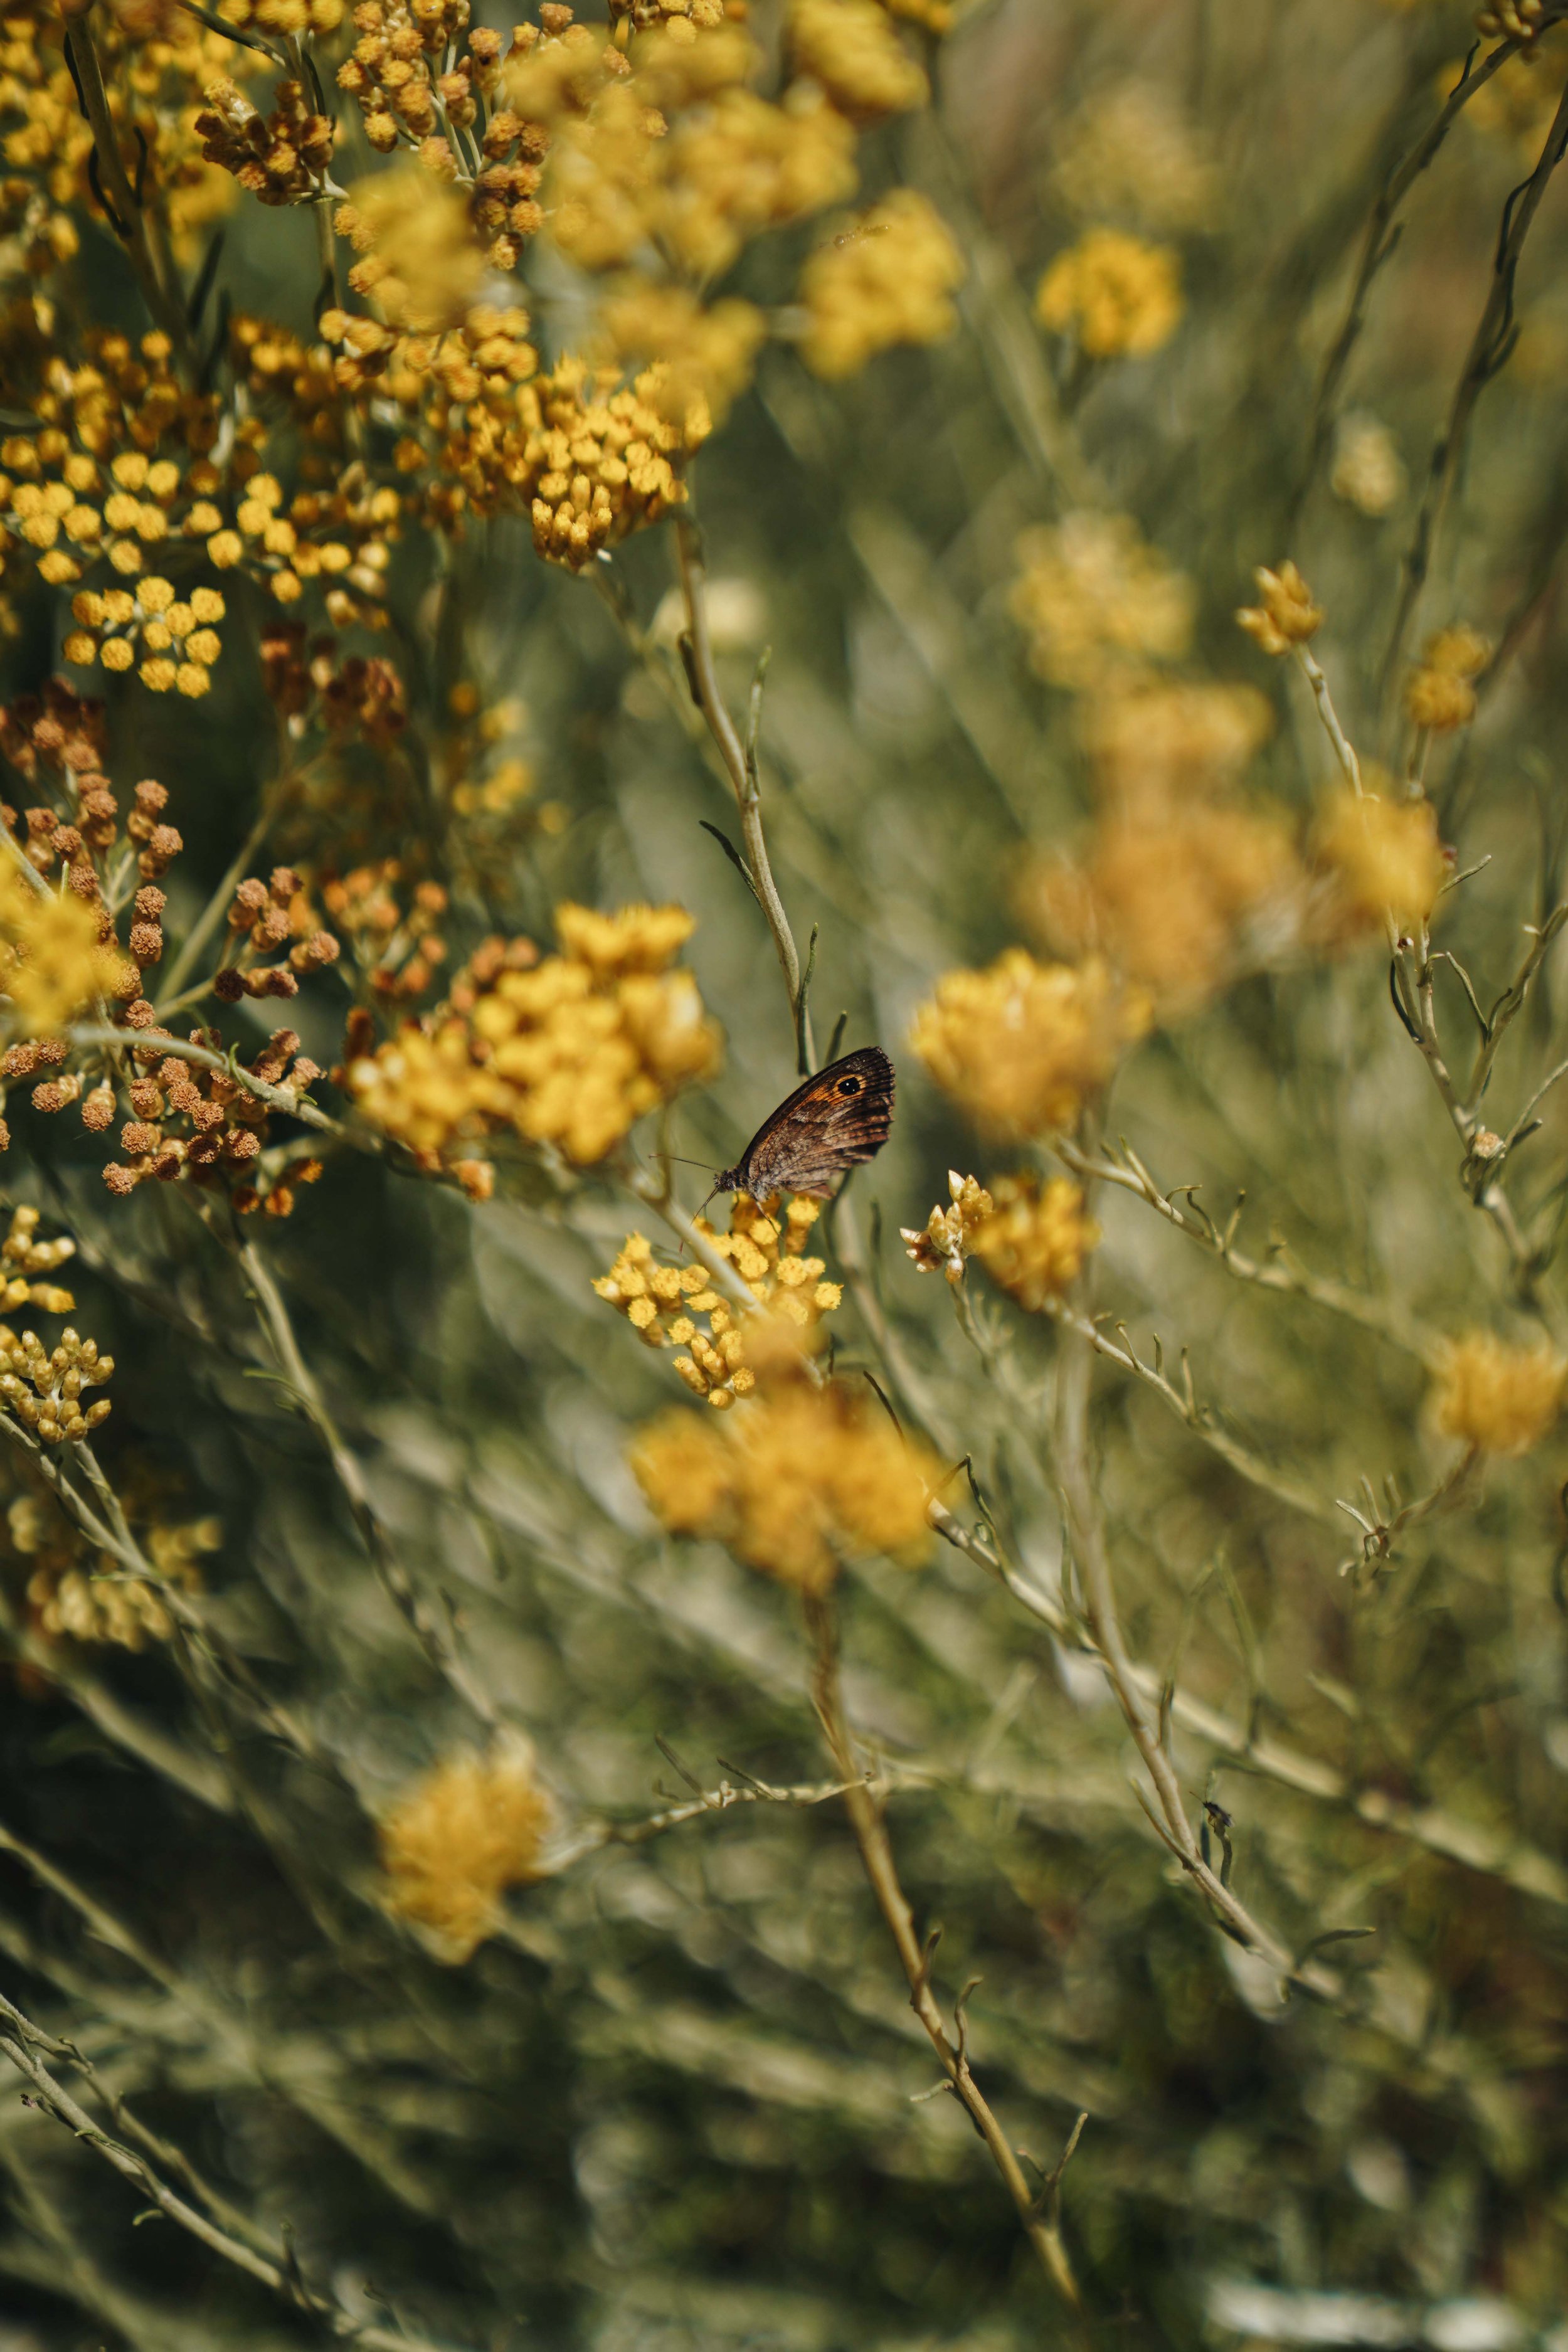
<box><xmin>595</xmin><ymin>1195</ymin><xmax>842</xmax><ymax>1407</ymax></box>
<box><xmin>798</xmin><ymin>190</ymin><xmax>965</xmax><ymax>379</ymax></box>
<box><xmin>337</xmin><ymin>171</ymin><xmax>487</xmax><ymax>334</ymax></box>
<box><xmin>24</xmin><ymin>1505</ymin><xmax>218</xmax><ymax>1650</ymax></box>
<box><xmin>598</xmin><ymin>285</ymin><xmax>767</xmax><ymax>428</ymax></box>
<box><xmin>379</xmin><ymin>1740</ymin><xmax>551</xmax><ymax>1963</ymax></box>
<box><xmin>348</xmin><ymin>903</ymin><xmax>721</xmax><ymax>1172</ymax></box>
<box><xmin>1236</xmin><ymin>559</ymin><xmax>1323</xmax><ymax>656</ymax></box>
<box><xmin>1079</xmin><ymin>679</ymin><xmax>1273</xmax><ymax>806</ymax></box>
<box><xmin>0</xmin><ymin>1205</ymin><xmax>75</xmax><ymax>1315</ymax></box>
<box><xmin>902</xmin><ymin>1170</ymin><xmax>993</xmax><ymax>1285</ymax></box>
<box><xmin>1009</xmin><ymin>514</ymin><xmax>1193</xmax><ymax>692</ymax></box>
<box><xmin>1432</xmin><ymin>1332</ymin><xmax>1565</xmax><ymax>1456</ymax></box>
<box><xmin>1024</xmin><ymin>800</ymin><xmax>1301</xmax><ymax>1014</ymax></box>
<box><xmin>630</xmin><ymin>1382</ymin><xmax>935</xmax><ymax>1594</ymax></box>
<box><xmin>1036</xmin><ymin>229</ymin><xmax>1182</xmax><ymax>360</ymax></box>
<box><xmin>1316</xmin><ymin>785</ymin><xmax>1446</xmax><ymax>933</ymax></box>
<box><xmin>971</xmin><ymin>1175</ymin><xmax>1098</xmax><ymax>1310</ymax></box>
<box><xmin>911</xmin><ymin>949</ymin><xmax>1150</xmax><ymax>1139</ymax></box>
<box><xmin>788</xmin><ymin>0</ymin><xmax>929</xmax><ymax>122</ymax></box>
<box><xmin>0</xmin><ymin>1323</ymin><xmax>112</xmax><ymax>1445</ymax></box>
<box><xmin>0</xmin><ymin>866</ymin><xmax>124</xmax><ymax>1036</ymax></box>
<box><xmin>1404</xmin><ymin>624</ymin><xmax>1490</xmax><ymax>734</ymax></box>
<box><xmin>194</xmin><ymin>74</ymin><xmax>332</xmax><ymax>209</ymax></box>
<box><xmin>1049</xmin><ymin>82</ymin><xmax>1216</xmax><ymax>230</ymax></box>
<box><xmin>518</xmin><ymin>361</ymin><xmax>705</xmax><ymax>569</ymax></box>
<box><xmin>66</xmin><ymin>578</ymin><xmax>226</xmax><ymax>694</ymax></box>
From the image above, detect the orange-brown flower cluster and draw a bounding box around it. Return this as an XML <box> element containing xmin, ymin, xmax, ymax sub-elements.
<box><xmin>595</xmin><ymin>1194</ymin><xmax>842</xmax><ymax>1407</ymax></box>
<box><xmin>630</xmin><ymin>1380</ymin><xmax>935</xmax><ymax>1594</ymax></box>
<box><xmin>100</xmin><ymin>1021</ymin><xmax>326</xmax><ymax>1216</ymax></box>
<box><xmin>347</xmin><ymin>901</ymin><xmax>721</xmax><ymax>1175</ymax></box>
<box><xmin>194</xmin><ymin>74</ymin><xmax>332</xmax><ymax>207</ymax></box>
<box><xmin>215</xmin><ymin>866</ymin><xmax>341</xmax><ymax>1004</ymax></box>
<box><xmin>260</xmin><ymin>626</ymin><xmax>410</xmax><ymax>748</ymax></box>
<box><xmin>323</xmin><ymin>862</ymin><xmax>448</xmax><ymax>1002</ymax></box>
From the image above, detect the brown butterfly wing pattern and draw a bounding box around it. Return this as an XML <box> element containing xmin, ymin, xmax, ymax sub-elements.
<box><xmin>717</xmin><ymin>1047</ymin><xmax>896</xmax><ymax>1200</ymax></box>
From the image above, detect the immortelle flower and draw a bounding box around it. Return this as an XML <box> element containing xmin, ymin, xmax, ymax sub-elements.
<box><xmin>1317</xmin><ymin>785</ymin><xmax>1446</xmax><ymax>933</ymax></box>
<box><xmin>1009</xmin><ymin>514</ymin><xmax>1193</xmax><ymax>692</ymax></box>
<box><xmin>1236</xmin><ymin>559</ymin><xmax>1322</xmax><ymax>656</ymax></box>
<box><xmin>0</xmin><ymin>869</ymin><xmax>130</xmax><ymax>1034</ymax></box>
<box><xmin>971</xmin><ymin>1175</ymin><xmax>1098</xmax><ymax>1310</ymax></box>
<box><xmin>336</xmin><ymin>169</ymin><xmax>487</xmax><ymax>332</ymax></box>
<box><xmin>798</xmin><ymin>189</ymin><xmax>965</xmax><ymax>379</ymax></box>
<box><xmin>911</xmin><ymin>948</ymin><xmax>1150</xmax><ymax>1139</ymax></box>
<box><xmin>379</xmin><ymin>1740</ymin><xmax>551</xmax><ymax>1962</ymax></box>
<box><xmin>789</xmin><ymin>0</ymin><xmax>929</xmax><ymax>118</ymax></box>
<box><xmin>1049</xmin><ymin>81</ymin><xmax>1216</xmax><ymax>231</ymax></box>
<box><xmin>903</xmin><ymin>1170</ymin><xmax>993</xmax><ymax>1285</ymax></box>
<box><xmin>594</xmin><ymin>1195</ymin><xmax>842</xmax><ymax>1407</ymax></box>
<box><xmin>1404</xmin><ymin>624</ymin><xmax>1490</xmax><ymax>734</ymax></box>
<box><xmin>598</xmin><ymin>283</ymin><xmax>766</xmax><ymax>426</ymax></box>
<box><xmin>1081</xmin><ymin>679</ymin><xmax>1273</xmax><ymax>808</ymax></box>
<box><xmin>1023</xmin><ymin>802</ymin><xmax>1304</xmax><ymax>1014</ymax></box>
<box><xmin>1431</xmin><ymin>1332</ymin><xmax>1566</xmax><ymax>1456</ymax></box>
<box><xmin>630</xmin><ymin>1382</ymin><xmax>935</xmax><ymax>1594</ymax></box>
<box><xmin>348</xmin><ymin>903</ymin><xmax>721</xmax><ymax>1171</ymax></box>
<box><xmin>1035</xmin><ymin>228</ymin><xmax>1182</xmax><ymax>359</ymax></box>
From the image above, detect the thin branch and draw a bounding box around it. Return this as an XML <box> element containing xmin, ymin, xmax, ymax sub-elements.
<box><xmin>0</xmin><ymin>1996</ymin><xmax>470</xmax><ymax>2352</ymax></box>
<box><xmin>1381</xmin><ymin>63</ymin><xmax>1568</xmax><ymax>701</ymax></box>
<box><xmin>805</xmin><ymin>1593</ymin><xmax>1086</xmax><ymax>2311</ymax></box>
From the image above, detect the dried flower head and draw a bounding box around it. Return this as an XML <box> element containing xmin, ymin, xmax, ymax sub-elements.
<box><xmin>1317</xmin><ymin>786</ymin><xmax>1446</xmax><ymax>933</ymax></box>
<box><xmin>1432</xmin><ymin>1332</ymin><xmax>1565</xmax><ymax>1456</ymax></box>
<box><xmin>630</xmin><ymin>1382</ymin><xmax>935</xmax><ymax>1593</ymax></box>
<box><xmin>911</xmin><ymin>949</ymin><xmax>1150</xmax><ymax>1140</ymax></box>
<box><xmin>1010</xmin><ymin>515</ymin><xmax>1193</xmax><ymax>692</ymax></box>
<box><xmin>1035</xmin><ymin>229</ymin><xmax>1182</xmax><ymax>359</ymax></box>
<box><xmin>972</xmin><ymin>1175</ymin><xmax>1098</xmax><ymax>1310</ymax></box>
<box><xmin>798</xmin><ymin>190</ymin><xmax>965</xmax><ymax>379</ymax></box>
<box><xmin>380</xmin><ymin>1739</ymin><xmax>551</xmax><ymax>1961</ymax></box>
<box><xmin>1236</xmin><ymin>560</ymin><xmax>1323</xmax><ymax>656</ymax></box>
<box><xmin>902</xmin><ymin>1170</ymin><xmax>993</xmax><ymax>1285</ymax></box>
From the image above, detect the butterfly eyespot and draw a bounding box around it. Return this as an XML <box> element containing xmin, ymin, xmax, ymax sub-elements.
<box><xmin>837</xmin><ymin>1076</ymin><xmax>862</xmax><ymax>1094</ymax></box>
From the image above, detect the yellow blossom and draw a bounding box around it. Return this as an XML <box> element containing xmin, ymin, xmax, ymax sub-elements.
<box><xmin>1236</xmin><ymin>559</ymin><xmax>1322</xmax><ymax>656</ymax></box>
<box><xmin>349</xmin><ymin>906</ymin><xmax>721</xmax><ymax>1170</ymax></box>
<box><xmin>599</xmin><ymin>283</ymin><xmax>767</xmax><ymax>426</ymax></box>
<box><xmin>379</xmin><ymin>1740</ymin><xmax>551</xmax><ymax>1962</ymax></box>
<box><xmin>798</xmin><ymin>190</ymin><xmax>965</xmax><ymax>379</ymax></box>
<box><xmin>1049</xmin><ymin>82</ymin><xmax>1216</xmax><ymax>230</ymax></box>
<box><xmin>1332</xmin><ymin>415</ymin><xmax>1406</xmax><ymax>517</ymax></box>
<box><xmin>595</xmin><ymin>1195</ymin><xmax>841</xmax><ymax>1404</ymax></box>
<box><xmin>1432</xmin><ymin>1332</ymin><xmax>1566</xmax><ymax>1456</ymax></box>
<box><xmin>339</xmin><ymin>169</ymin><xmax>486</xmax><ymax>332</ymax></box>
<box><xmin>972</xmin><ymin>1175</ymin><xmax>1098</xmax><ymax>1310</ymax></box>
<box><xmin>0</xmin><ymin>871</ymin><xmax>117</xmax><ymax>1034</ymax></box>
<box><xmin>911</xmin><ymin>948</ymin><xmax>1150</xmax><ymax>1138</ymax></box>
<box><xmin>1010</xmin><ymin>514</ymin><xmax>1193</xmax><ymax>692</ymax></box>
<box><xmin>1081</xmin><ymin>680</ymin><xmax>1273</xmax><ymax>808</ymax></box>
<box><xmin>1036</xmin><ymin>228</ymin><xmax>1182</xmax><ymax>359</ymax></box>
<box><xmin>788</xmin><ymin>0</ymin><xmax>929</xmax><ymax>120</ymax></box>
<box><xmin>630</xmin><ymin>1382</ymin><xmax>935</xmax><ymax>1594</ymax></box>
<box><xmin>1317</xmin><ymin>787</ymin><xmax>1446</xmax><ymax>932</ymax></box>
<box><xmin>1404</xmin><ymin>624</ymin><xmax>1490</xmax><ymax>733</ymax></box>
<box><xmin>901</xmin><ymin>1170</ymin><xmax>994</xmax><ymax>1285</ymax></box>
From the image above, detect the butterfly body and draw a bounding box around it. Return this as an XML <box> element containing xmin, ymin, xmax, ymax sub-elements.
<box><xmin>714</xmin><ymin>1046</ymin><xmax>896</xmax><ymax>1200</ymax></box>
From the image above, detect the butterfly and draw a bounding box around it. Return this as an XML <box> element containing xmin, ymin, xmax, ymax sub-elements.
<box><xmin>711</xmin><ymin>1047</ymin><xmax>896</xmax><ymax>1202</ymax></box>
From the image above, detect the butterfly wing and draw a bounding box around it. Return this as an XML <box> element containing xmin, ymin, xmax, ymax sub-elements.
<box><xmin>738</xmin><ymin>1047</ymin><xmax>896</xmax><ymax>1199</ymax></box>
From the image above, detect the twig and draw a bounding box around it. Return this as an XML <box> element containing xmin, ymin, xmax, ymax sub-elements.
<box><xmin>805</xmin><ymin>1592</ymin><xmax>1086</xmax><ymax>2311</ymax></box>
<box><xmin>0</xmin><ymin>1995</ymin><xmax>470</xmax><ymax>2352</ymax></box>
<box><xmin>675</xmin><ymin>514</ymin><xmax>814</xmax><ymax>1067</ymax></box>
<box><xmin>63</xmin><ymin>14</ymin><xmax>197</xmax><ymax>373</ymax></box>
<box><xmin>1381</xmin><ymin>63</ymin><xmax>1568</xmax><ymax>702</ymax></box>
